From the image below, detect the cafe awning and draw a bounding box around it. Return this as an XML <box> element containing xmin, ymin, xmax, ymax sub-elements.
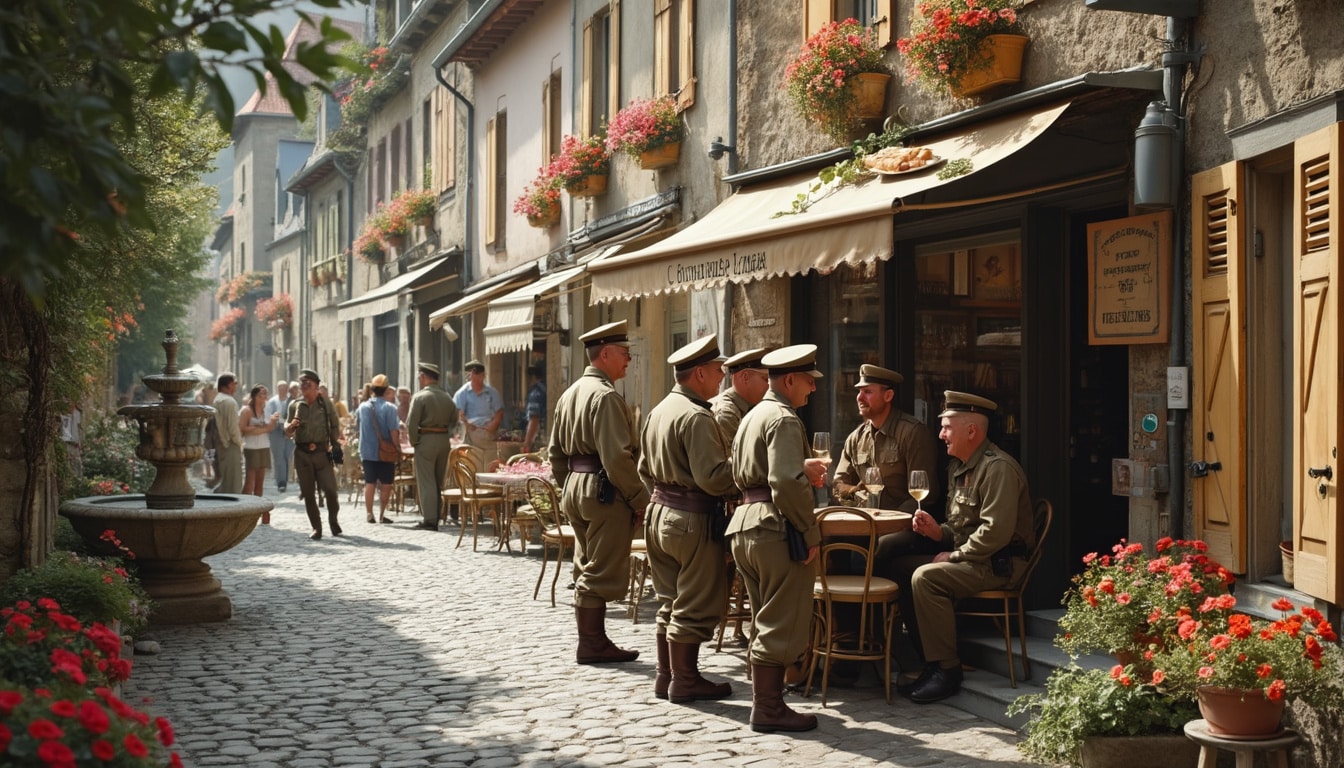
<box><xmin>336</xmin><ymin>256</ymin><xmax>455</xmax><ymax>322</ymax></box>
<box><xmin>427</xmin><ymin>260</ymin><xmax>540</xmax><ymax>331</ymax></box>
<box><xmin>587</xmin><ymin>101</ymin><xmax>1070</xmax><ymax>302</ymax></box>
<box><xmin>482</xmin><ymin>266</ymin><xmax>586</xmax><ymax>355</ymax></box>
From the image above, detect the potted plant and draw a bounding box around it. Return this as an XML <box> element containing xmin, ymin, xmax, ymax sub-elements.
<box><xmin>605</xmin><ymin>95</ymin><xmax>685</xmax><ymax>169</ymax></box>
<box><xmin>513</xmin><ymin>172</ymin><xmax>562</xmax><ymax>228</ymax></box>
<box><xmin>783</xmin><ymin>18</ymin><xmax>890</xmax><ymax>144</ymax></box>
<box><xmin>549</xmin><ymin>133</ymin><xmax>611</xmax><ymax>197</ymax></box>
<box><xmin>208</xmin><ymin>307</ymin><xmax>246</xmax><ymax>345</ymax></box>
<box><xmin>370</xmin><ymin>202</ymin><xmax>410</xmax><ymax>249</ymax></box>
<box><xmin>254</xmin><ymin>294</ymin><xmax>294</xmax><ymax>331</ymax></box>
<box><xmin>2</xmin><ymin>682</ymin><xmax>181</xmax><ymax>767</ymax></box>
<box><xmin>353</xmin><ymin>229</ymin><xmax>385</xmax><ymax>263</ymax></box>
<box><xmin>897</xmin><ymin>0</ymin><xmax>1028</xmax><ymax>98</ymax></box>
<box><xmin>392</xmin><ymin>187</ymin><xmax>437</xmax><ymax>228</ymax></box>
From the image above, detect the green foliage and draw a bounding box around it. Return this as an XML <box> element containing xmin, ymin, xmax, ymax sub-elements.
<box><xmin>776</xmin><ymin>119</ymin><xmax>912</xmax><ymax>217</ymax></box>
<box><xmin>326</xmin><ymin>43</ymin><xmax>409</xmax><ymax>157</ymax></box>
<box><xmin>0</xmin><ymin>550</ymin><xmax>152</xmax><ymax>637</ymax></box>
<box><xmin>71</xmin><ymin>413</ymin><xmax>153</xmax><ymax>497</ymax></box>
<box><xmin>937</xmin><ymin>158</ymin><xmax>974</xmax><ymax>179</ymax></box>
<box><xmin>1008</xmin><ymin>664</ymin><xmax>1199</xmax><ymax>767</ymax></box>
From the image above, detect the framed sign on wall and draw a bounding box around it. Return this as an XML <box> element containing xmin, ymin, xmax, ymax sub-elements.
<box><xmin>1087</xmin><ymin>211</ymin><xmax>1172</xmax><ymax>345</ymax></box>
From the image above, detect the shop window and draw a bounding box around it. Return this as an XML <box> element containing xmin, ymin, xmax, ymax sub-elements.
<box><xmin>824</xmin><ymin>260</ymin><xmax>881</xmax><ymax>436</ymax></box>
<box><xmin>912</xmin><ymin>232</ymin><xmax>1023</xmax><ymax>455</ymax></box>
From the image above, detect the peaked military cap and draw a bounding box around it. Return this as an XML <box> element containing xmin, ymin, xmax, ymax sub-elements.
<box><xmin>761</xmin><ymin>344</ymin><xmax>823</xmax><ymax>379</ymax></box>
<box><xmin>580</xmin><ymin>319</ymin><xmax>631</xmax><ymax>348</ymax></box>
<box><xmin>854</xmin><ymin>364</ymin><xmax>903</xmax><ymax>389</ymax></box>
<box><xmin>417</xmin><ymin>361</ymin><xmax>440</xmax><ymax>378</ymax></box>
<box><xmin>299</xmin><ymin>368</ymin><xmax>320</xmax><ymax>383</ymax></box>
<box><xmin>938</xmin><ymin>390</ymin><xmax>997</xmax><ymax>418</ymax></box>
<box><xmin>723</xmin><ymin>347</ymin><xmax>771</xmax><ymax>374</ymax></box>
<box><xmin>464</xmin><ymin>359</ymin><xmax>485</xmax><ymax>372</ymax></box>
<box><xmin>668</xmin><ymin>335</ymin><xmax>725</xmax><ymax>373</ymax></box>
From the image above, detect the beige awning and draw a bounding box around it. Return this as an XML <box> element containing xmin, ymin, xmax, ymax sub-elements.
<box><xmin>336</xmin><ymin>257</ymin><xmax>454</xmax><ymax>322</ymax></box>
<box><xmin>427</xmin><ymin>262</ymin><xmax>540</xmax><ymax>331</ymax></box>
<box><xmin>587</xmin><ymin>101</ymin><xmax>1070</xmax><ymax>302</ymax></box>
<box><xmin>482</xmin><ymin>266</ymin><xmax>586</xmax><ymax>355</ymax></box>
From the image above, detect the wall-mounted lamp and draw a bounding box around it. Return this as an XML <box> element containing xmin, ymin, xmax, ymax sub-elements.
<box><xmin>1134</xmin><ymin>101</ymin><xmax>1178</xmax><ymax>209</ymax></box>
<box><xmin>708</xmin><ymin>137</ymin><xmax>735</xmax><ymax>161</ymax></box>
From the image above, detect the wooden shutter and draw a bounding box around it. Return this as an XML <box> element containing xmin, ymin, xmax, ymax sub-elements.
<box><xmin>484</xmin><ymin>116</ymin><xmax>497</xmax><ymax>247</ymax></box>
<box><xmin>654</xmin><ymin>0</ymin><xmax>672</xmax><ymax>99</ymax></box>
<box><xmin>1292</xmin><ymin>123</ymin><xmax>1344</xmax><ymax>602</ymax></box>
<box><xmin>608</xmin><ymin>0</ymin><xmax>622</xmax><ymax>120</ymax></box>
<box><xmin>803</xmin><ymin>0</ymin><xmax>834</xmax><ymax>39</ymax></box>
<box><xmin>1191</xmin><ymin>161</ymin><xmax>1247</xmax><ymax>572</ymax></box>
<box><xmin>873</xmin><ymin>0</ymin><xmax>896</xmax><ymax>48</ymax></box>
<box><xmin>581</xmin><ymin>17</ymin><xmax>594</xmax><ymax>138</ymax></box>
<box><xmin>676</xmin><ymin>0</ymin><xmax>696</xmax><ymax>108</ymax></box>
<box><xmin>542</xmin><ymin>76</ymin><xmax>554</xmax><ymax>166</ymax></box>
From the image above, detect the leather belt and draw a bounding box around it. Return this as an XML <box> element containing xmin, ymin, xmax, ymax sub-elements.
<box><xmin>299</xmin><ymin>442</ymin><xmax>328</xmax><ymax>454</ymax></box>
<box><xmin>740</xmin><ymin>486</ymin><xmax>772</xmax><ymax>504</ymax></box>
<box><xmin>569</xmin><ymin>454</ymin><xmax>601</xmax><ymax>473</ymax></box>
<box><xmin>651</xmin><ymin>483</ymin><xmax>719</xmax><ymax>515</ymax></box>
<box><xmin>419</xmin><ymin>427</ymin><xmax>451</xmax><ymax>433</ymax></box>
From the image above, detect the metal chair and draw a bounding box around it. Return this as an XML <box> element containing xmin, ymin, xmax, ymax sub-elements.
<box><xmin>954</xmin><ymin>497</ymin><xmax>1053</xmax><ymax>688</ymax></box>
<box><xmin>526</xmin><ymin>476</ymin><xmax>575</xmax><ymax>606</ymax></box>
<box><xmin>806</xmin><ymin>507</ymin><xmax>901</xmax><ymax>705</ymax></box>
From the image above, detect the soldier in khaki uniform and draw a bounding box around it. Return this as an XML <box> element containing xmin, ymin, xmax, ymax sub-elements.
<box><xmin>406</xmin><ymin>362</ymin><xmax>458</xmax><ymax>531</ymax></box>
<box><xmin>727</xmin><ymin>344</ymin><xmax>829</xmax><ymax>733</ymax></box>
<box><xmin>709</xmin><ymin>347</ymin><xmax>770</xmax><ymax>444</ymax></box>
<box><xmin>832</xmin><ymin>364</ymin><xmax>941</xmax><ymax>512</ymax></box>
<box><xmin>639</xmin><ymin>335</ymin><xmax>737</xmax><ymax>703</ymax></box>
<box><xmin>894</xmin><ymin>391</ymin><xmax>1034</xmax><ymax>703</ymax></box>
<box><xmin>284</xmin><ymin>369</ymin><xmax>344</xmax><ymax>540</ymax></box>
<box><xmin>549</xmin><ymin>320</ymin><xmax>650</xmax><ymax>664</ymax></box>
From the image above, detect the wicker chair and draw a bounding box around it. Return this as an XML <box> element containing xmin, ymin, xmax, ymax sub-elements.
<box><xmin>526</xmin><ymin>476</ymin><xmax>575</xmax><ymax>606</ymax></box>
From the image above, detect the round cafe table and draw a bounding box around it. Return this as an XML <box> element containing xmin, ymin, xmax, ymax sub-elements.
<box><xmin>814</xmin><ymin>506</ymin><xmax>911</xmax><ymax>537</ymax></box>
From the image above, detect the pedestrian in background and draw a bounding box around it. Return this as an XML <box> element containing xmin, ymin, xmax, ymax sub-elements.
<box><xmin>212</xmin><ymin>373</ymin><xmax>244</xmax><ymax>494</ymax></box>
<box><xmin>728</xmin><ymin>345</ymin><xmax>829</xmax><ymax>733</ymax></box>
<box><xmin>548</xmin><ymin>320</ymin><xmax>649</xmax><ymax>665</ymax></box>
<box><xmin>285</xmin><ymin>369</ymin><xmax>343</xmax><ymax>540</ymax></box>
<box><xmin>197</xmin><ymin>383</ymin><xmax>218</xmax><ymax>488</ymax></box>
<box><xmin>639</xmin><ymin>335</ymin><xmax>737</xmax><ymax>703</ymax></box>
<box><xmin>397</xmin><ymin>386</ymin><xmax>412</xmax><ymax>426</ymax></box>
<box><xmin>358</xmin><ymin>373</ymin><xmax>400</xmax><ymax>524</ymax></box>
<box><xmin>286</xmin><ymin>380</ymin><xmax>300</xmax><ymax>486</ymax></box>
<box><xmin>264</xmin><ymin>381</ymin><xmax>292</xmax><ymax>492</ymax></box>
<box><xmin>406</xmin><ymin>362</ymin><xmax>458</xmax><ymax>531</ymax></box>
<box><xmin>522</xmin><ymin>364</ymin><xmax>547</xmax><ymax>452</ymax></box>
<box><xmin>454</xmin><ymin>360</ymin><xmax>503</xmax><ymax>449</ymax></box>
<box><xmin>240</xmin><ymin>384</ymin><xmax>278</xmax><ymax>514</ymax></box>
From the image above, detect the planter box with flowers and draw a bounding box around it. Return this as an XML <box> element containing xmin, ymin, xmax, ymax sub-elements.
<box><xmin>784</xmin><ymin>18</ymin><xmax>891</xmax><ymax>144</ymax></box>
<box><xmin>606</xmin><ymin>95</ymin><xmax>684</xmax><ymax>170</ymax></box>
<box><xmin>353</xmin><ymin>229</ymin><xmax>385</xmax><ymax>264</ymax></box>
<box><xmin>897</xmin><ymin>0</ymin><xmax>1028</xmax><ymax>99</ymax></box>
<box><xmin>550</xmin><ymin>133</ymin><xmax>611</xmax><ymax>198</ymax></box>
<box><xmin>208</xmin><ymin>307</ymin><xmax>247</xmax><ymax>346</ymax></box>
<box><xmin>391</xmin><ymin>187</ymin><xmax>437</xmax><ymax>230</ymax></box>
<box><xmin>514</xmin><ymin>172</ymin><xmax>562</xmax><ymax>228</ymax></box>
<box><xmin>1010</xmin><ymin>538</ymin><xmax>1344</xmax><ymax>766</ymax></box>
<box><xmin>214</xmin><ymin>271</ymin><xmax>272</xmax><ymax>305</ymax></box>
<box><xmin>255</xmin><ymin>293</ymin><xmax>294</xmax><ymax>331</ymax></box>
<box><xmin>368</xmin><ymin>201</ymin><xmax>411</xmax><ymax>251</ymax></box>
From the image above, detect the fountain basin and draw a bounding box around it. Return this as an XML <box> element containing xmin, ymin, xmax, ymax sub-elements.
<box><xmin>60</xmin><ymin>494</ymin><xmax>272</xmax><ymax>625</ymax></box>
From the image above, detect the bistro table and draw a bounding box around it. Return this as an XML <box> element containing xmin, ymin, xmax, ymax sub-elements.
<box><xmin>476</xmin><ymin>467</ymin><xmax>554</xmax><ymax>553</ymax></box>
<box><xmin>814</xmin><ymin>506</ymin><xmax>911</xmax><ymax>538</ymax></box>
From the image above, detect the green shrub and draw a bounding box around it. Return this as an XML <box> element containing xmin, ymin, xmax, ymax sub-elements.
<box><xmin>0</xmin><ymin>550</ymin><xmax>151</xmax><ymax>636</ymax></box>
<box><xmin>76</xmin><ymin>413</ymin><xmax>153</xmax><ymax>495</ymax></box>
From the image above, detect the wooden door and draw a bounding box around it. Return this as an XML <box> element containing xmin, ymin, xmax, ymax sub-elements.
<box><xmin>1191</xmin><ymin>163</ymin><xmax>1247</xmax><ymax>572</ymax></box>
<box><xmin>1292</xmin><ymin>124</ymin><xmax>1343</xmax><ymax>602</ymax></box>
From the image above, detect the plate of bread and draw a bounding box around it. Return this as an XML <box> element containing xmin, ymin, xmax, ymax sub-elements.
<box><xmin>863</xmin><ymin>146</ymin><xmax>944</xmax><ymax>175</ymax></box>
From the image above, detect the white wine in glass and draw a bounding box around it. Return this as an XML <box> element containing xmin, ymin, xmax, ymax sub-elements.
<box><xmin>863</xmin><ymin>466</ymin><xmax>885</xmax><ymax>508</ymax></box>
<box><xmin>908</xmin><ymin>470</ymin><xmax>930</xmax><ymax>512</ymax></box>
<box><xmin>811</xmin><ymin>432</ymin><xmax>832</xmax><ymax>462</ymax></box>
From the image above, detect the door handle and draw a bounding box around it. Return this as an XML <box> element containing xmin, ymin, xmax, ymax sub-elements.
<box><xmin>1308</xmin><ymin>465</ymin><xmax>1333</xmax><ymax>481</ymax></box>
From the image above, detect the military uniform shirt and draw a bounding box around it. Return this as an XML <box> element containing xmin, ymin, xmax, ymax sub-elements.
<box><xmin>288</xmin><ymin>395</ymin><xmax>341</xmax><ymax>446</ymax></box>
<box><xmin>942</xmin><ymin>439</ymin><xmax>1034</xmax><ymax>563</ymax></box>
<box><xmin>833</xmin><ymin>408</ymin><xmax>941</xmax><ymax>512</ymax></box>
<box><xmin>548</xmin><ymin>366</ymin><xmax>649</xmax><ymax>510</ymax></box>
<box><xmin>709</xmin><ymin>388</ymin><xmax>752</xmax><ymax>446</ymax></box>
<box><xmin>406</xmin><ymin>384</ymin><xmax>458</xmax><ymax>446</ymax></box>
<box><xmin>639</xmin><ymin>384</ymin><xmax>737</xmax><ymax>498</ymax></box>
<box><xmin>727</xmin><ymin>390</ymin><xmax>820</xmax><ymax>548</ymax></box>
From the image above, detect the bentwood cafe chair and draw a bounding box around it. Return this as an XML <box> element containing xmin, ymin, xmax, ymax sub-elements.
<box><xmin>526</xmin><ymin>476</ymin><xmax>575</xmax><ymax>607</ymax></box>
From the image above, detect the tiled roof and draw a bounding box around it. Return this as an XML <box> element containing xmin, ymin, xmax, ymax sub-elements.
<box><xmin>239</xmin><ymin>17</ymin><xmax>365</xmax><ymax>116</ymax></box>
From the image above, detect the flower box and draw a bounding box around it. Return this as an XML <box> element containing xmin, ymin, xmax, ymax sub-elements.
<box><xmin>527</xmin><ymin>208</ymin><xmax>560</xmax><ymax>228</ymax></box>
<box><xmin>951</xmin><ymin>34</ymin><xmax>1029</xmax><ymax>97</ymax></box>
<box><xmin>638</xmin><ymin>141</ymin><xmax>681</xmax><ymax>170</ymax></box>
<box><xmin>607</xmin><ymin>95</ymin><xmax>684</xmax><ymax>163</ymax></box>
<box><xmin>566</xmin><ymin>174</ymin><xmax>607</xmax><ymax>198</ymax></box>
<box><xmin>784</xmin><ymin>18</ymin><xmax>888</xmax><ymax>143</ymax></box>
<box><xmin>898</xmin><ymin>1</ymin><xmax>1026</xmax><ymax>98</ymax></box>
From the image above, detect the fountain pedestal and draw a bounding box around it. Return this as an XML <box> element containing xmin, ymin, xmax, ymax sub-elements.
<box><xmin>60</xmin><ymin>330</ymin><xmax>272</xmax><ymax>624</ymax></box>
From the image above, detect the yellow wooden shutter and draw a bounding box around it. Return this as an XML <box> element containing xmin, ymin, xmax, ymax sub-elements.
<box><xmin>484</xmin><ymin>116</ymin><xmax>497</xmax><ymax>247</ymax></box>
<box><xmin>1191</xmin><ymin>161</ymin><xmax>1247</xmax><ymax>572</ymax></box>
<box><xmin>676</xmin><ymin>0</ymin><xmax>696</xmax><ymax>108</ymax></box>
<box><xmin>609</xmin><ymin>0</ymin><xmax>622</xmax><ymax>120</ymax></box>
<box><xmin>1292</xmin><ymin>123</ymin><xmax>1343</xmax><ymax>602</ymax></box>
<box><xmin>803</xmin><ymin>0</ymin><xmax>834</xmax><ymax>39</ymax></box>
<box><xmin>873</xmin><ymin>0</ymin><xmax>896</xmax><ymax>48</ymax></box>
<box><xmin>655</xmin><ymin>0</ymin><xmax>672</xmax><ymax>98</ymax></box>
<box><xmin>581</xmin><ymin>17</ymin><xmax>594</xmax><ymax>138</ymax></box>
<box><xmin>542</xmin><ymin>77</ymin><xmax>554</xmax><ymax>167</ymax></box>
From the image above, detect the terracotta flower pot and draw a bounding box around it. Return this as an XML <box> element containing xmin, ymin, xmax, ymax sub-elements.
<box><xmin>566</xmin><ymin>174</ymin><xmax>608</xmax><ymax>198</ymax></box>
<box><xmin>953</xmin><ymin>34</ymin><xmax>1029</xmax><ymax>98</ymax></box>
<box><xmin>1196</xmin><ymin>685</ymin><xmax>1286</xmax><ymax>739</ymax></box>
<box><xmin>639</xmin><ymin>141</ymin><xmax>681</xmax><ymax>170</ymax></box>
<box><xmin>527</xmin><ymin>208</ymin><xmax>560</xmax><ymax>228</ymax></box>
<box><xmin>384</xmin><ymin>233</ymin><xmax>407</xmax><ymax>250</ymax></box>
<box><xmin>849</xmin><ymin>71</ymin><xmax>892</xmax><ymax>119</ymax></box>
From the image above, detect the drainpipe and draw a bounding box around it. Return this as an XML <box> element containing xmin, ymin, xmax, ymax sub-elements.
<box><xmin>435</xmin><ymin>65</ymin><xmax>475</xmax><ymax>288</ymax></box>
<box><xmin>1165</xmin><ymin>15</ymin><xmax>1191</xmax><ymax>540</ymax></box>
<box><xmin>334</xmin><ymin>158</ymin><xmax>356</xmax><ymax>392</ymax></box>
<box><xmin>719</xmin><ymin>0</ymin><xmax>740</xmax><ymax>349</ymax></box>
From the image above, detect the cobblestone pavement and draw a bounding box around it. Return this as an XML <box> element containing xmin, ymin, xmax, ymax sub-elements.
<box><xmin>123</xmin><ymin>486</ymin><xmax>1043</xmax><ymax>768</ymax></box>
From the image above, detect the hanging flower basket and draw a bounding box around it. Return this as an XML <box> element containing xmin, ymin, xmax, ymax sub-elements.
<box><xmin>527</xmin><ymin>208</ymin><xmax>560</xmax><ymax>229</ymax></box>
<box><xmin>850</xmin><ymin>72</ymin><xmax>892</xmax><ymax>119</ymax></box>
<box><xmin>897</xmin><ymin>1</ymin><xmax>1027</xmax><ymax>98</ymax></box>
<box><xmin>951</xmin><ymin>34</ymin><xmax>1029</xmax><ymax>97</ymax></box>
<box><xmin>783</xmin><ymin>18</ymin><xmax>889</xmax><ymax>143</ymax></box>
<box><xmin>639</xmin><ymin>141</ymin><xmax>682</xmax><ymax>170</ymax></box>
<box><xmin>384</xmin><ymin>233</ymin><xmax>407</xmax><ymax>251</ymax></box>
<box><xmin>566</xmin><ymin>174</ymin><xmax>608</xmax><ymax>198</ymax></box>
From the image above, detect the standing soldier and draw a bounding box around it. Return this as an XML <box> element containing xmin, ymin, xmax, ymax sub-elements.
<box><xmin>728</xmin><ymin>344</ymin><xmax>828</xmax><ymax>732</ymax></box>
<box><xmin>549</xmin><ymin>320</ymin><xmax>649</xmax><ymax>664</ymax></box>
<box><xmin>284</xmin><ymin>369</ymin><xmax>343</xmax><ymax>540</ymax></box>
<box><xmin>406</xmin><ymin>362</ymin><xmax>458</xmax><ymax>531</ymax></box>
<box><xmin>709</xmin><ymin>347</ymin><xmax>770</xmax><ymax>445</ymax></box>
<box><xmin>639</xmin><ymin>335</ymin><xmax>737</xmax><ymax>703</ymax></box>
<box><xmin>833</xmin><ymin>364</ymin><xmax>941</xmax><ymax>511</ymax></box>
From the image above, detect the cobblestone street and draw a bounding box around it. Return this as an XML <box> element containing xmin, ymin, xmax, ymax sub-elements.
<box><xmin>123</xmin><ymin>488</ymin><xmax>1040</xmax><ymax>767</ymax></box>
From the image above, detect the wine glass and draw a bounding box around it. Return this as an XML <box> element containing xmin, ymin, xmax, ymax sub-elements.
<box><xmin>908</xmin><ymin>470</ymin><xmax>930</xmax><ymax>513</ymax></box>
<box><xmin>811</xmin><ymin>432</ymin><xmax>831</xmax><ymax>461</ymax></box>
<box><xmin>863</xmin><ymin>466</ymin><xmax>885</xmax><ymax>509</ymax></box>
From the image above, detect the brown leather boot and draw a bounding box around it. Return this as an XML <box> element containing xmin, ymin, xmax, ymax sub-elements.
<box><xmin>306</xmin><ymin>508</ymin><xmax>323</xmax><ymax>540</ymax></box>
<box><xmin>654</xmin><ymin>632</ymin><xmax>671</xmax><ymax>699</ymax></box>
<box><xmin>669</xmin><ymin>641</ymin><xmax>732</xmax><ymax>703</ymax></box>
<box><xmin>749</xmin><ymin>664</ymin><xmax>817</xmax><ymax>733</ymax></box>
<box><xmin>575</xmin><ymin>605</ymin><xmax>640</xmax><ymax>664</ymax></box>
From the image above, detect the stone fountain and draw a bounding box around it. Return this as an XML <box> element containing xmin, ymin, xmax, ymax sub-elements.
<box><xmin>60</xmin><ymin>330</ymin><xmax>272</xmax><ymax>624</ymax></box>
